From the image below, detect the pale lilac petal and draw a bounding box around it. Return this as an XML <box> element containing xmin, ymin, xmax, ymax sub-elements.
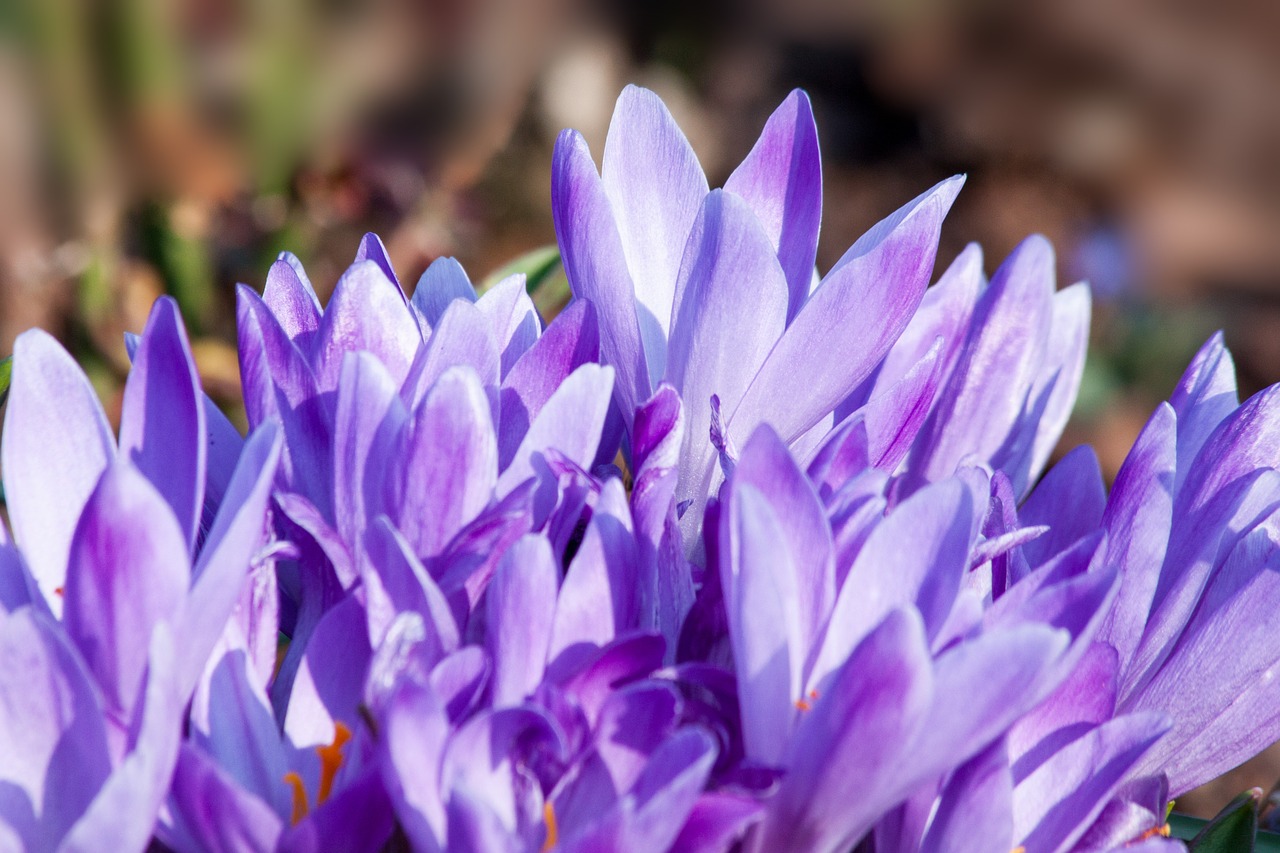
<box><xmin>756</xmin><ymin>609</ymin><xmax>933</xmax><ymax>852</ymax></box>
<box><xmin>732</xmin><ymin>176</ymin><xmax>963</xmax><ymax>451</ymax></box>
<box><xmin>720</xmin><ymin>483</ymin><xmax>805</xmax><ymax>765</ymax></box>
<box><xmin>362</xmin><ymin>518</ymin><xmax>459</xmax><ymax>656</ymax></box>
<box><xmin>1170</xmin><ymin>331</ymin><xmax>1238</xmax><ymax>486</ymax></box>
<box><xmin>263</xmin><ymin>254</ymin><xmax>322</xmax><ymax>346</ymax></box>
<box><xmin>496</xmin><ymin>363</ymin><xmax>613</xmax><ymax>497</ymax></box>
<box><xmin>1024</xmin><ymin>283</ymin><xmax>1091</xmax><ymax>484</ymax></box>
<box><xmin>724</xmin><ymin>89</ymin><xmax>822</xmax><ymax>318</ymax></box>
<box><xmin>353</xmin><ymin>232</ymin><xmax>403</xmax><ymax>292</ymax></box>
<box><xmin>313</xmin><ymin>260</ymin><xmax>422</xmax><ymax>391</ymax></box>
<box><xmin>59</xmin><ymin>624</ymin><xmax>183</xmax><ymax>853</ymax></box>
<box><xmin>733</xmin><ymin>426</ymin><xmax>834</xmax><ymax>656</ymax></box>
<box><xmin>0</xmin><ymin>609</ymin><xmax>110</xmax><ymax>848</ymax></box>
<box><xmin>858</xmin><ymin>337</ymin><xmax>946</xmax><ymax>472</ymax></box>
<box><xmin>402</xmin><ymin>298</ymin><xmax>499</xmax><ymax>416</ymax></box>
<box><xmin>388</xmin><ymin>366</ymin><xmax>497</xmax><ymax>559</ymax></box>
<box><xmin>175</xmin><ymin>423</ymin><xmax>283</xmax><ymax>703</ymax></box>
<box><xmin>1020</xmin><ymin>444</ymin><xmax>1107</xmax><ymax>568</ymax></box>
<box><xmin>167</xmin><ymin>743</ymin><xmax>284</xmax><ymax>853</ymax></box>
<box><xmin>667</xmin><ymin>190</ymin><xmax>789</xmax><ymax>532</ymax></box>
<box><xmin>475</xmin><ymin>274</ymin><xmax>541</xmax><ymax>377</ymax></box>
<box><xmin>119</xmin><ymin>297</ymin><xmax>207</xmax><ymax>551</ymax></box>
<box><xmin>550</xmin><ymin>479</ymin><xmax>638</xmax><ymax>655</ymax></box>
<box><xmin>552</xmin><ymin>128</ymin><xmax>650</xmax><ymax>417</ymax></box>
<box><xmin>498</xmin><ymin>299</ymin><xmax>599</xmax><ymax>468</ymax></box>
<box><xmin>63</xmin><ymin>462</ymin><xmax>188</xmax><ymax>719</ymax></box>
<box><xmin>1008</xmin><ymin>642</ymin><xmax>1119</xmax><ymax>776</ymax></box>
<box><xmin>1178</xmin><ymin>382</ymin><xmax>1280</xmax><ymax>519</ymax></box>
<box><xmin>2</xmin><ymin>329</ymin><xmax>114</xmax><ymax>611</ymax></box>
<box><xmin>380</xmin><ymin>676</ymin><xmax>450</xmax><ymax>849</ymax></box>
<box><xmin>602</xmin><ymin>85</ymin><xmax>709</xmax><ymax>373</ymax></box>
<box><xmin>487</xmin><ymin>534</ymin><xmax>557</xmax><ymax>707</ymax></box>
<box><xmin>1097</xmin><ymin>404</ymin><xmax>1175</xmax><ymax>668</ymax></box>
<box><xmin>410</xmin><ymin>256</ymin><xmax>478</xmax><ymax>330</ymax></box>
<box><xmin>910</xmin><ymin>234</ymin><xmax>1055</xmax><ymax>488</ymax></box>
<box><xmin>1012</xmin><ymin>712</ymin><xmax>1170</xmax><ymax>853</ymax></box>
<box><xmin>333</xmin><ymin>351</ymin><xmax>408</xmax><ymax>555</ymax></box>
<box><xmin>594</xmin><ymin>683</ymin><xmax>681</xmax><ymax>792</ymax></box>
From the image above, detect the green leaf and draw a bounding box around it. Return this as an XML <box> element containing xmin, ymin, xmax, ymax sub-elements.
<box><xmin>1174</xmin><ymin>788</ymin><xmax>1264</xmax><ymax>852</ymax></box>
<box><xmin>483</xmin><ymin>245</ymin><xmax>562</xmax><ymax>294</ymax></box>
<box><xmin>0</xmin><ymin>355</ymin><xmax>11</xmax><ymax>410</ymax></box>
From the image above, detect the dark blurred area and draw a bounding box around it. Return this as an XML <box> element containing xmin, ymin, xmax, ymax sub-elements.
<box><xmin>1</xmin><ymin>0</ymin><xmax>1279</xmax><ymax>815</ymax></box>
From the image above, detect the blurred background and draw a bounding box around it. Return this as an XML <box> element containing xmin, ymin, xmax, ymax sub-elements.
<box><xmin>1</xmin><ymin>0</ymin><xmax>1279</xmax><ymax>818</ymax></box>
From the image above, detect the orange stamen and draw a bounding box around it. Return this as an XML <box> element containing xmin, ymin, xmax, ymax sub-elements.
<box><xmin>284</xmin><ymin>772</ymin><xmax>309</xmax><ymax>824</ymax></box>
<box><xmin>809</xmin><ymin>689</ymin><xmax>819</xmax><ymax>699</ymax></box>
<box><xmin>316</xmin><ymin>722</ymin><xmax>352</xmax><ymax>804</ymax></box>
<box><xmin>1135</xmin><ymin>824</ymin><xmax>1172</xmax><ymax>841</ymax></box>
<box><xmin>542</xmin><ymin>800</ymin><xmax>559</xmax><ymax>851</ymax></box>
<box><xmin>794</xmin><ymin>699</ymin><xmax>812</xmax><ymax>712</ymax></box>
<box><xmin>53</xmin><ymin>587</ymin><xmax>64</xmax><ymax>597</ymax></box>
<box><xmin>1011</xmin><ymin>847</ymin><xmax>1026</xmax><ymax>853</ymax></box>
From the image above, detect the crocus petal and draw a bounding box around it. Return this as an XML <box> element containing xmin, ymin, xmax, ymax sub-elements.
<box><xmin>732</xmin><ymin>175</ymin><xmax>963</xmax><ymax>450</ymax></box>
<box><xmin>263</xmin><ymin>254</ymin><xmax>322</xmax><ymax>346</ymax></box>
<box><xmin>388</xmin><ymin>366</ymin><xmax>497</xmax><ymax>559</ymax></box>
<box><xmin>667</xmin><ymin>190</ymin><xmax>789</xmax><ymax>534</ymax></box>
<box><xmin>2</xmin><ymin>329</ymin><xmax>114</xmax><ymax>612</ymax></box>
<box><xmin>1169</xmin><ymin>331</ymin><xmax>1238</xmax><ymax>487</ymax></box>
<box><xmin>1023</xmin><ymin>283</ymin><xmax>1091</xmax><ymax>486</ymax></box>
<box><xmin>353</xmin><ymin>232</ymin><xmax>403</xmax><ymax>292</ymax></box>
<box><xmin>1020</xmin><ymin>444</ymin><xmax>1107</xmax><ymax>568</ymax></box>
<box><xmin>724</xmin><ymin>89</ymin><xmax>822</xmax><ymax>319</ymax></box>
<box><xmin>1012</xmin><ymin>711</ymin><xmax>1170</xmax><ymax>853</ymax></box>
<box><xmin>920</xmin><ymin>739</ymin><xmax>1013</xmax><ymax>853</ymax></box>
<box><xmin>118</xmin><ymin>296</ymin><xmax>207</xmax><ymax>552</ymax></box>
<box><xmin>0</xmin><ymin>608</ymin><xmax>110</xmax><ymax>848</ymax></box>
<box><xmin>552</xmin><ymin>128</ymin><xmax>650</xmax><ymax>417</ymax></box>
<box><xmin>858</xmin><ymin>337</ymin><xmax>946</xmax><ymax>472</ymax></box>
<box><xmin>496</xmin><ymin>363</ymin><xmax>614</xmax><ymax>498</ymax></box>
<box><xmin>277</xmin><ymin>763</ymin><xmax>396</xmax><ymax>853</ymax></box>
<box><xmin>475</xmin><ymin>273</ymin><xmax>541</xmax><ymax>377</ymax></box>
<box><xmin>362</xmin><ymin>518</ymin><xmax>459</xmax><ymax>656</ymax></box>
<box><xmin>756</xmin><ymin>608</ymin><xmax>933</xmax><ymax>853</ymax></box>
<box><xmin>402</xmin><ymin>298</ymin><xmax>500</xmax><ymax>417</ymax></box>
<box><xmin>59</xmin><ymin>624</ymin><xmax>183</xmax><ymax>853</ymax></box>
<box><xmin>498</xmin><ymin>299</ymin><xmax>599</xmax><ymax>468</ymax></box>
<box><xmin>63</xmin><ymin>461</ymin><xmax>188</xmax><ymax>720</ymax></box>
<box><xmin>909</xmin><ymin>234</ymin><xmax>1055</xmax><ymax>490</ymax></box>
<box><xmin>175</xmin><ymin>422</ymin><xmax>283</xmax><ymax>703</ymax></box>
<box><xmin>283</xmin><ymin>594</ymin><xmax>372</xmax><ymax>749</ymax></box>
<box><xmin>602</xmin><ymin>84</ymin><xmax>709</xmax><ymax>376</ymax></box>
<box><xmin>167</xmin><ymin>743</ymin><xmax>284</xmax><ymax>853</ymax></box>
<box><xmin>487</xmin><ymin>534</ymin><xmax>558</xmax><ymax>707</ymax></box>
<box><xmin>410</xmin><ymin>256</ymin><xmax>478</xmax><ymax>330</ymax></box>
<box><xmin>313</xmin><ymin>260</ymin><xmax>421</xmax><ymax>391</ymax></box>
<box><xmin>380</xmin><ymin>675</ymin><xmax>450</xmax><ymax>849</ymax></box>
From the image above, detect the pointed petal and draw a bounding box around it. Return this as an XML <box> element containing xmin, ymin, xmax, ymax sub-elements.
<box><xmin>362</xmin><ymin>518</ymin><xmax>459</xmax><ymax>656</ymax></box>
<box><xmin>667</xmin><ymin>190</ymin><xmax>789</xmax><ymax>530</ymax></box>
<box><xmin>402</xmin><ymin>298</ymin><xmax>499</xmax><ymax>416</ymax></box>
<box><xmin>475</xmin><ymin>274</ymin><xmax>541</xmax><ymax>377</ymax></box>
<box><xmin>313</xmin><ymin>260</ymin><xmax>421</xmax><ymax>391</ymax></box>
<box><xmin>2</xmin><ymin>330</ymin><xmax>114</xmax><ymax>611</ymax></box>
<box><xmin>1020</xmin><ymin>444</ymin><xmax>1107</xmax><ymax>568</ymax></box>
<box><xmin>410</xmin><ymin>257</ymin><xmax>478</xmax><ymax>329</ymax></box>
<box><xmin>552</xmin><ymin>128</ymin><xmax>650</xmax><ymax>416</ymax></box>
<box><xmin>389</xmin><ymin>366</ymin><xmax>497</xmax><ymax>558</ymax></box>
<box><xmin>283</xmin><ymin>595</ymin><xmax>372</xmax><ymax>749</ymax></box>
<box><xmin>487</xmin><ymin>534</ymin><xmax>557</xmax><ymax>707</ymax></box>
<box><xmin>353</xmin><ymin>232</ymin><xmax>403</xmax><ymax>292</ymax></box>
<box><xmin>119</xmin><ymin>296</ymin><xmax>207</xmax><ymax>551</ymax></box>
<box><xmin>921</xmin><ymin>740</ymin><xmax>1014</xmax><ymax>853</ymax></box>
<box><xmin>725</xmin><ymin>90</ymin><xmax>821</xmax><ymax>320</ymax></box>
<box><xmin>168</xmin><ymin>743</ymin><xmax>284</xmax><ymax>853</ymax></box>
<box><xmin>733</xmin><ymin>176</ymin><xmax>963</xmax><ymax>451</ymax></box>
<box><xmin>1169</xmin><ymin>331</ymin><xmax>1238</xmax><ymax>487</ymax></box>
<box><xmin>859</xmin><ymin>336</ymin><xmax>947</xmax><ymax>472</ymax></box>
<box><xmin>602</xmin><ymin>85</ymin><xmax>709</xmax><ymax>366</ymax></box>
<box><xmin>1024</xmin><ymin>282</ymin><xmax>1091</xmax><ymax>484</ymax></box>
<box><xmin>263</xmin><ymin>254</ymin><xmax>322</xmax><ymax>345</ymax></box>
<box><xmin>63</xmin><ymin>462</ymin><xmax>188</xmax><ymax>718</ymax></box>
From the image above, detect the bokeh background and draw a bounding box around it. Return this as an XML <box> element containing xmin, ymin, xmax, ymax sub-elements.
<box><xmin>2</xmin><ymin>0</ymin><xmax>1279</xmax><ymax>819</ymax></box>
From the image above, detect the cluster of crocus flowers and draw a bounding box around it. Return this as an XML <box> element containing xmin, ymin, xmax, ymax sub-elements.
<box><xmin>0</xmin><ymin>85</ymin><xmax>1278</xmax><ymax>853</ymax></box>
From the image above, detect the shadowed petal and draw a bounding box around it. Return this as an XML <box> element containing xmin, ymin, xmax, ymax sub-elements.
<box><xmin>725</xmin><ymin>89</ymin><xmax>822</xmax><ymax>320</ymax></box>
<box><xmin>475</xmin><ymin>274</ymin><xmax>541</xmax><ymax>377</ymax></box>
<box><xmin>1020</xmin><ymin>444</ymin><xmax>1107</xmax><ymax>568</ymax></box>
<box><xmin>488</xmin><ymin>534</ymin><xmax>557</xmax><ymax>707</ymax></box>
<box><xmin>263</xmin><ymin>254</ymin><xmax>322</xmax><ymax>346</ymax></box>
<box><xmin>167</xmin><ymin>743</ymin><xmax>284</xmax><ymax>853</ymax></box>
<box><xmin>2</xmin><ymin>329</ymin><xmax>114</xmax><ymax>612</ymax></box>
<box><xmin>1169</xmin><ymin>332</ymin><xmax>1238</xmax><ymax>488</ymax></box>
<box><xmin>334</xmin><ymin>352</ymin><xmax>408</xmax><ymax>556</ymax></box>
<box><xmin>410</xmin><ymin>256</ymin><xmax>478</xmax><ymax>331</ymax></box>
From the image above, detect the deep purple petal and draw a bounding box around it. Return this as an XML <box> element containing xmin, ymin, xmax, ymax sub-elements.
<box><xmin>1020</xmin><ymin>444</ymin><xmax>1107</xmax><ymax>568</ymax></box>
<box><xmin>602</xmin><ymin>85</ymin><xmax>709</xmax><ymax>375</ymax></box>
<box><xmin>63</xmin><ymin>461</ymin><xmax>188</xmax><ymax>719</ymax></box>
<box><xmin>487</xmin><ymin>534</ymin><xmax>557</xmax><ymax>707</ymax></box>
<box><xmin>263</xmin><ymin>254</ymin><xmax>322</xmax><ymax>346</ymax></box>
<box><xmin>858</xmin><ymin>337</ymin><xmax>946</xmax><ymax>472</ymax></box>
<box><xmin>167</xmin><ymin>743</ymin><xmax>284</xmax><ymax>853</ymax></box>
<box><xmin>724</xmin><ymin>89</ymin><xmax>822</xmax><ymax>319</ymax></box>
<box><xmin>278</xmin><ymin>763</ymin><xmax>395</xmax><ymax>853</ymax></box>
<box><xmin>475</xmin><ymin>274</ymin><xmax>541</xmax><ymax>377</ymax></box>
<box><xmin>920</xmin><ymin>739</ymin><xmax>1013</xmax><ymax>853</ymax></box>
<box><xmin>552</xmin><ymin>128</ymin><xmax>650</xmax><ymax>418</ymax></box>
<box><xmin>284</xmin><ymin>594</ymin><xmax>372</xmax><ymax>749</ymax></box>
<box><xmin>2</xmin><ymin>329</ymin><xmax>114</xmax><ymax>612</ymax></box>
<box><xmin>118</xmin><ymin>296</ymin><xmax>207</xmax><ymax>551</ymax></box>
<box><xmin>732</xmin><ymin>176</ymin><xmax>963</xmax><ymax>452</ymax></box>
<box><xmin>353</xmin><ymin>232</ymin><xmax>404</xmax><ymax>292</ymax></box>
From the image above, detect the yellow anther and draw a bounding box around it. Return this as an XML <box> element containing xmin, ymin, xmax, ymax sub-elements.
<box><xmin>542</xmin><ymin>800</ymin><xmax>559</xmax><ymax>851</ymax></box>
<box><xmin>284</xmin><ymin>772</ymin><xmax>309</xmax><ymax>824</ymax></box>
<box><xmin>316</xmin><ymin>722</ymin><xmax>352</xmax><ymax>804</ymax></box>
<box><xmin>1135</xmin><ymin>824</ymin><xmax>1172</xmax><ymax>840</ymax></box>
<box><xmin>1011</xmin><ymin>847</ymin><xmax>1026</xmax><ymax>853</ymax></box>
